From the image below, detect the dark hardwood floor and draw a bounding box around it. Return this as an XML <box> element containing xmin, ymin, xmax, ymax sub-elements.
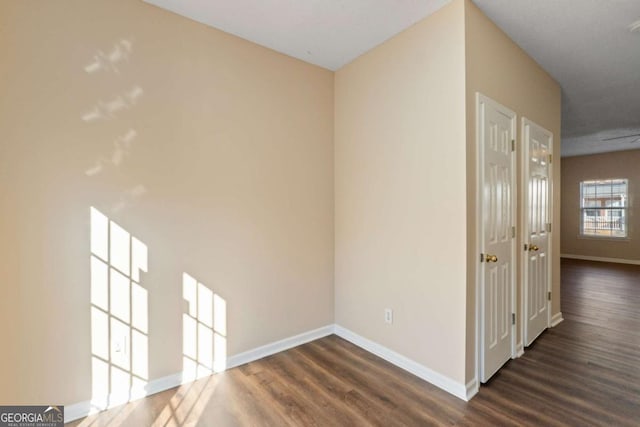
<box><xmin>68</xmin><ymin>259</ymin><xmax>640</xmax><ymax>426</ymax></box>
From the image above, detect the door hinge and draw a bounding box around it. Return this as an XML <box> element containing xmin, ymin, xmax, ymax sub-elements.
<box><xmin>511</xmin><ymin>139</ymin><xmax>515</xmax><ymax>152</ymax></box>
<box><xmin>548</xmin><ymin>291</ymin><xmax>552</xmax><ymax>301</ymax></box>
<box><xmin>524</xmin><ymin>243</ymin><xmax>528</xmax><ymax>251</ymax></box>
<box><xmin>511</xmin><ymin>313</ymin><xmax>516</xmax><ymax>325</ymax></box>
<box><xmin>548</xmin><ymin>154</ymin><xmax>552</xmax><ymax>163</ymax></box>
<box><xmin>512</xmin><ymin>226</ymin><xmax>516</xmax><ymax>238</ymax></box>
<box><xmin>546</xmin><ymin>223</ymin><xmax>552</xmax><ymax>233</ymax></box>
<box><xmin>480</xmin><ymin>253</ymin><xmax>484</xmax><ymax>263</ymax></box>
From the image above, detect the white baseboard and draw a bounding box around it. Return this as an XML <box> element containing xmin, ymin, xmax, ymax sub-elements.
<box><xmin>226</xmin><ymin>325</ymin><xmax>334</xmax><ymax>369</ymax></box>
<box><xmin>65</xmin><ymin>401</ymin><xmax>93</xmax><ymax>424</ymax></box>
<box><xmin>333</xmin><ymin>325</ymin><xmax>469</xmax><ymax>401</ymax></box>
<box><xmin>65</xmin><ymin>371</ymin><xmax>184</xmax><ymax>423</ymax></box>
<box><xmin>561</xmin><ymin>254</ymin><xmax>640</xmax><ymax>266</ymax></box>
<box><xmin>65</xmin><ymin>324</ymin><xmax>334</xmax><ymax>423</ymax></box>
<box><xmin>551</xmin><ymin>312</ymin><xmax>564</xmax><ymax>327</ymax></box>
<box><xmin>67</xmin><ymin>324</ymin><xmax>473</xmax><ymax>422</ymax></box>
<box><xmin>465</xmin><ymin>379</ymin><xmax>479</xmax><ymax>400</ymax></box>
<box><xmin>515</xmin><ymin>341</ymin><xmax>524</xmax><ymax>358</ymax></box>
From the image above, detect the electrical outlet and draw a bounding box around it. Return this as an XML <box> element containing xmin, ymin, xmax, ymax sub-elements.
<box><xmin>384</xmin><ymin>308</ymin><xmax>393</xmax><ymax>324</ymax></box>
<box><xmin>112</xmin><ymin>335</ymin><xmax>127</xmax><ymax>356</ymax></box>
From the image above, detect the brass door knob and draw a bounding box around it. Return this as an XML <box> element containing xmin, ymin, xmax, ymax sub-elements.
<box><xmin>485</xmin><ymin>254</ymin><xmax>498</xmax><ymax>263</ymax></box>
<box><xmin>529</xmin><ymin>245</ymin><xmax>539</xmax><ymax>252</ymax></box>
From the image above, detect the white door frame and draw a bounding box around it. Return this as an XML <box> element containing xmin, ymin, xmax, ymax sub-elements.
<box><xmin>520</xmin><ymin>117</ymin><xmax>553</xmax><ymax>342</ymax></box>
<box><xmin>475</xmin><ymin>93</ymin><xmax>517</xmax><ymax>385</ymax></box>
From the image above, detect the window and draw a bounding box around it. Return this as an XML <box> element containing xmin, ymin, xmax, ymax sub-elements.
<box><xmin>580</xmin><ymin>179</ymin><xmax>628</xmax><ymax>238</ymax></box>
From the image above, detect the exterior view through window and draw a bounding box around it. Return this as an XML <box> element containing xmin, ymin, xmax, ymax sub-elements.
<box><xmin>580</xmin><ymin>179</ymin><xmax>628</xmax><ymax>238</ymax></box>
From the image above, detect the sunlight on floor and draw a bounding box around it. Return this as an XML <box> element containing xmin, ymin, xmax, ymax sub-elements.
<box><xmin>151</xmin><ymin>375</ymin><xmax>219</xmax><ymax>427</ymax></box>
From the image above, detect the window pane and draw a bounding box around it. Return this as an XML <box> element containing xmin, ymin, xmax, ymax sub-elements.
<box><xmin>580</xmin><ymin>179</ymin><xmax>628</xmax><ymax>238</ymax></box>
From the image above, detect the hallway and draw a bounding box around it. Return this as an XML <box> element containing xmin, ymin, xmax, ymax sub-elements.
<box><xmin>463</xmin><ymin>258</ymin><xmax>640</xmax><ymax>425</ymax></box>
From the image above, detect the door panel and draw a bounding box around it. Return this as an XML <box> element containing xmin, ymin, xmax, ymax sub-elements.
<box><xmin>478</xmin><ymin>94</ymin><xmax>515</xmax><ymax>383</ymax></box>
<box><xmin>523</xmin><ymin>118</ymin><xmax>552</xmax><ymax>347</ymax></box>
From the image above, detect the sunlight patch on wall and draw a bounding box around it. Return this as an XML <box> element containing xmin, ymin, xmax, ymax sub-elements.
<box><xmin>81</xmin><ymin>86</ymin><xmax>144</xmax><ymax>123</ymax></box>
<box><xmin>90</xmin><ymin>207</ymin><xmax>149</xmax><ymax>412</ymax></box>
<box><xmin>84</xmin><ymin>39</ymin><xmax>133</xmax><ymax>75</ymax></box>
<box><xmin>213</xmin><ymin>293</ymin><xmax>227</xmax><ymax>373</ymax></box>
<box><xmin>145</xmin><ymin>275</ymin><xmax>227</xmax><ymax>426</ymax></box>
<box><xmin>82</xmin><ymin>38</ymin><xmax>147</xmax><ymax>215</ymax></box>
<box><xmin>182</xmin><ymin>273</ymin><xmax>227</xmax><ymax>382</ymax></box>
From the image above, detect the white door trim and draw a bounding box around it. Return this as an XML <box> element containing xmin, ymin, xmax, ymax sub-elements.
<box><xmin>520</xmin><ymin>117</ymin><xmax>553</xmax><ymax>345</ymax></box>
<box><xmin>475</xmin><ymin>93</ymin><xmax>517</xmax><ymax>385</ymax></box>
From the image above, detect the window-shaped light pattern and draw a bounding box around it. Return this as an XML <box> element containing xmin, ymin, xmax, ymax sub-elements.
<box><xmin>580</xmin><ymin>179</ymin><xmax>628</xmax><ymax>238</ymax></box>
<box><xmin>90</xmin><ymin>207</ymin><xmax>148</xmax><ymax>410</ymax></box>
<box><xmin>182</xmin><ymin>273</ymin><xmax>227</xmax><ymax>382</ymax></box>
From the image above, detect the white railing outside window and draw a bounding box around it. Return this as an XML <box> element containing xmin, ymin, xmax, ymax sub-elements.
<box><xmin>580</xmin><ymin>179</ymin><xmax>628</xmax><ymax>238</ymax></box>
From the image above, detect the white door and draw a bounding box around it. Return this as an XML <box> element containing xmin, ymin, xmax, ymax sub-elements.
<box><xmin>477</xmin><ymin>94</ymin><xmax>516</xmax><ymax>383</ymax></box>
<box><xmin>522</xmin><ymin>118</ymin><xmax>552</xmax><ymax>347</ymax></box>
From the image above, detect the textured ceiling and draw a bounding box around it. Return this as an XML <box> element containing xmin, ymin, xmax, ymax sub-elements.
<box><xmin>143</xmin><ymin>0</ymin><xmax>640</xmax><ymax>157</ymax></box>
<box><xmin>472</xmin><ymin>0</ymin><xmax>640</xmax><ymax>156</ymax></box>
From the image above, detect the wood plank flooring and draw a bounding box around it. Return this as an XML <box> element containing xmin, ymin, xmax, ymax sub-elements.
<box><xmin>68</xmin><ymin>259</ymin><xmax>640</xmax><ymax>426</ymax></box>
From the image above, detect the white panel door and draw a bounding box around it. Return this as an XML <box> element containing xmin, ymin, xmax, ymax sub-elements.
<box><xmin>477</xmin><ymin>94</ymin><xmax>516</xmax><ymax>383</ymax></box>
<box><xmin>522</xmin><ymin>118</ymin><xmax>552</xmax><ymax>347</ymax></box>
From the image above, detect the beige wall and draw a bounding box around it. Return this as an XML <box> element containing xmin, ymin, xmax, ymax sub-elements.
<box><xmin>0</xmin><ymin>0</ymin><xmax>334</xmax><ymax>405</ymax></box>
<box><xmin>334</xmin><ymin>0</ymin><xmax>468</xmax><ymax>384</ymax></box>
<box><xmin>561</xmin><ymin>150</ymin><xmax>640</xmax><ymax>260</ymax></box>
<box><xmin>464</xmin><ymin>0</ymin><xmax>562</xmax><ymax>383</ymax></box>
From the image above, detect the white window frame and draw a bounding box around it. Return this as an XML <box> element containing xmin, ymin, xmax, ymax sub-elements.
<box><xmin>579</xmin><ymin>178</ymin><xmax>628</xmax><ymax>239</ymax></box>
